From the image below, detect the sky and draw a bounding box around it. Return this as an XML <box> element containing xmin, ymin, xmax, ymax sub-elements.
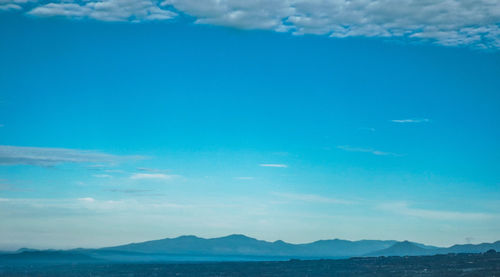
<box><xmin>0</xmin><ymin>1</ymin><xmax>500</xmax><ymax>250</ymax></box>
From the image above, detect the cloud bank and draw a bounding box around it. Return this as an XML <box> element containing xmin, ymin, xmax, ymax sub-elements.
<box><xmin>28</xmin><ymin>0</ymin><xmax>176</xmax><ymax>22</ymax></box>
<box><xmin>1</xmin><ymin>0</ymin><xmax>500</xmax><ymax>49</ymax></box>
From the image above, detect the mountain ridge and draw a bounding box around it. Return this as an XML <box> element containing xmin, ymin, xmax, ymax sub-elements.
<box><xmin>4</xmin><ymin>235</ymin><xmax>500</xmax><ymax>263</ymax></box>
<box><xmin>100</xmin><ymin>234</ymin><xmax>398</xmax><ymax>257</ymax></box>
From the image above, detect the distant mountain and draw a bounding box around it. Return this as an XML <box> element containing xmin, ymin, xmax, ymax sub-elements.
<box><xmin>100</xmin><ymin>235</ymin><xmax>500</xmax><ymax>259</ymax></box>
<box><xmin>366</xmin><ymin>241</ymin><xmax>434</xmax><ymax>257</ymax></box>
<box><xmin>0</xmin><ymin>250</ymin><xmax>100</xmax><ymax>264</ymax></box>
<box><xmin>15</xmin><ymin>247</ymin><xmax>40</xmax><ymax>253</ymax></box>
<box><xmin>4</xmin><ymin>235</ymin><xmax>499</xmax><ymax>263</ymax></box>
<box><xmin>440</xmin><ymin>241</ymin><xmax>500</xmax><ymax>254</ymax></box>
<box><xmin>366</xmin><ymin>240</ymin><xmax>500</xmax><ymax>257</ymax></box>
<box><xmin>100</xmin><ymin>234</ymin><xmax>397</xmax><ymax>258</ymax></box>
<box><xmin>292</xmin><ymin>239</ymin><xmax>397</xmax><ymax>257</ymax></box>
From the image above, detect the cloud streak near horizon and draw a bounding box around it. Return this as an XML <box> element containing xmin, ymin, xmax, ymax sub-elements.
<box><xmin>259</xmin><ymin>163</ymin><xmax>288</xmax><ymax>168</ymax></box>
<box><xmin>273</xmin><ymin>192</ymin><xmax>356</xmax><ymax>205</ymax></box>
<box><xmin>130</xmin><ymin>173</ymin><xmax>177</xmax><ymax>180</ymax></box>
<box><xmin>379</xmin><ymin>202</ymin><xmax>495</xmax><ymax>221</ymax></box>
<box><xmin>337</xmin><ymin>145</ymin><xmax>400</xmax><ymax>156</ymax></box>
<box><xmin>391</xmin><ymin>118</ymin><xmax>430</xmax><ymax>123</ymax></box>
<box><xmin>1</xmin><ymin>0</ymin><xmax>500</xmax><ymax>49</ymax></box>
<box><xmin>0</xmin><ymin>145</ymin><xmax>142</xmax><ymax>166</ymax></box>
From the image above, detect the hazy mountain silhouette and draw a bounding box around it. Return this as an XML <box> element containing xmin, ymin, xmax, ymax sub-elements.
<box><xmin>440</xmin><ymin>241</ymin><xmax>500</xmax><ymax>254</ymax></box>
<box><xmin>102</xmin><ymin>235</ymin><xmax>500</xmax><ymax>258</ymax></box>
<box><xmin>366</xmin><ymin>240</ymin><xmax>500</xmax><ymax>257</ymax></box>
<box><xmin>100</xmin><ymin>234</ymin><xmax>404</xmax><ymax>258</ymax></box>
<box><xmin>365</xmin><ymin>241</ymin><xmax>434</xmax><ymax>256</ymax></box>
<box><xmin>3</xmin><ymin>235</ymin><xmax>500</xmax><ymax>263</ymax></box>
<box><xmin>0</xmin><ymin>250</ymin><xmax>100</xmax><ymax>264</ymax></box>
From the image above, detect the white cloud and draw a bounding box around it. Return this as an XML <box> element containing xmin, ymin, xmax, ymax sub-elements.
<box><xmin>0</xmin><ymin>0</ymin><xmax>35</xmax><ymax>11</ymax></box>
<box><xmin>1</xmin><ymin>0</ymin><xmax>497</xmax><ymax>49</ymax></box>
<box><xmin>0</xmin><ymin>145</ymin><xmax>142</xmax><ymax>166</ymax></box>
<box><xmin>379</xmin><ymin>201</ymin><xmax>494</xmax><ymax>220</ymax></box>
<box><xmin>0</xmin><ymin>4</ymin><xmax>21</xmax><ymax>11</ymax></box>
<box><xmin>93</xmin><ymin>174</ymin><xmax>112</xmax><ymax>178</ymax></box>
<box><xmin>130</xmin><ymin>173</ymin><xmax>176</xmax><ymax>180</ymax></box>
<box><xmin>104</xmin><ymin>169</ymin><xmax>125</xmax><ymax>173</ymax></box>
<box><xmin>163</xmin><ymin>0</ymin><xmax>294</xmax><ymax>30</ymax></box>
<box><xmin>259</xmin><ymin>163</ymin><xmax>288</xmax><ymax>168</ymax></box>
<box><xmin>107</xmin><ymin>188</ymin><xmax>152</xmax><ymax>194</ymax></box>
<box><xmin>1</xmin><ymin>197</ymin><xmax>193</xmax><ymax>215</ymax></box>
<box><xmin>28</xmin><ymin>0</ymin><xmax>177</xmax><ymax>22</ymax></box>
<box><xmin>234</xmin><ymin>176</ymin><xmax>254</xmax><ymax>180</ymax></box>
<box><xmin>165</xmin><ymin>0</ymin><xmax>500</xmax><ymax>49</ymax></box>
<box><xmin>274</xmin><ymin>192</ymin><xmax>356</xmax><ymax>205</ymax></box>
<box><xmin>137</xmin><ymin>167</ymin><xmax>170</xmax><ymax>173</ymax></box>
<box><xmin>0</xmin><ymin>183</ymin><xmax>15</xmax><ymax>191</ymax></box>
<box><xmin>391</xmin><ymin>118</ymin><xmax>430</xmax><ymax>123</ymax></box>
<box><xmin>358</xmin><ymin>127</ymin><xmax>376</xmax><ymax>132</ymax></box>
<box><xmin>337</xmin><ymin>145</ymin><xmax>399</xmax><ymax>156</ymax></box>
<box><xmin>0</xmin><ymin>0</ymin><xmax>34</xmax><ymax>3</ymax></box>
<box><xmin>77</xmin><ymin>197</ymin><xmax>96</xmax><ymax>202</ymax></box>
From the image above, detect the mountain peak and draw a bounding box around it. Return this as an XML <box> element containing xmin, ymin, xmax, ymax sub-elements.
<box><xmin>175</xmin><ymin>235</ymin><xmax>200</xmax><ymax>239</ymax></box>
<box><xmin>218</xmin><ymin>234</ymin><xmax>255</xmax><ymax>241</ymax></box>
<box><xmin>397</xmin><ymin>240</ymin><xmax>414</xmax><ymax>246</ymax></box>
<box><xmin>366</xmin><ymin>240</ymin><xmax>431</xmax><ymax>257</ymax></box>
<box><xmin>388</xmin><ymin>241</ymin><xmax>422</xmax><ymax>250</ymax></box>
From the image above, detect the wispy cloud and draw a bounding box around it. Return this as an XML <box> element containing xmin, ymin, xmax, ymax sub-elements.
<box><xmin>0</xmin><ymin>183</ymin><xmax>13</xmax><ymax>191</ymax></box>
<box><xmin>0</xmin><ymin>182</ymin><xmax>29</xmax><ymax>192</ymax></box>
<box><xmin>0</xmin><ymin>197</ymin><xmax>193</xmax><ymax>215</ymax></box>
<box><xmin>107</xmin><ymin>188</ymin><xmax>152</xmax><ymax>194</ymax></box>
<box><xmin>28</xmin><ymin>0</ymin><xmax>176</xmax><ymax>22</ymax></box>
<box><xmin>0</xmin><ymin>4</ymin><xmax>21</xmax><ymax>11</ymax></box>
<box><xmin>104</xmin><ymin>169</ymin><xmax>125</xmax><ymax>173</ymax></box>
<box><xmin>358</xmin><ymin>127</ymin><xmax>376</xmax><ymax>132</ymax></box>
<box><xmin>391</xmin><ymin>118</ymin><xmax>430</xmax><ymax>123</ymax></box>
<box><xmin>130</xmin><ymin>173</ymin><xmax>176</xmax><ymax>180</ymax></box>
<box><xmin>137</xmin><ymin>167</ymin><xmax>170</xmax><ymax>173</ymax></box>
<box><xmin>273</xmin><ymin>192</ymin><xmax>356</xmax><ymax>205</ymax></box>
<box><xmin>378</xmin><ymin>202</ymin><xmax>494</xmax><ymax>220</ymax></box>
<box><xmin>93</xmin><ymin>174</ymin><xmax>112</xmax><ymax>178</ymax></box>
<box><xmin>87</xmin><ymin>164</ymin><xmax>108</xmax><ymax>170</ymax></box>
<box><xmin>259</xmin><ymin>164</ymin><xmax>288</xmax><ymax>168</ymax></box>
<box><xmin>0</xmin><ymin>145</ymin><xmax>142</xmax><ymax>167</ymax></box>
<box><xmin>337</xmin><ymin>145</ymin><xmax>400</xmax><ymax>156</ymax></box>
<box><xmin>77</xmin><ymin>197</ymin><xmax>95</xmax><ymax>202</ymax></box>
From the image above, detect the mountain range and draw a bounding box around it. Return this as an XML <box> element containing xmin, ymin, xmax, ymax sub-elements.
<box><xmin>1</xmin><ymin>234</ymin><xmax>499</xmax><ymax>263</ymax></box>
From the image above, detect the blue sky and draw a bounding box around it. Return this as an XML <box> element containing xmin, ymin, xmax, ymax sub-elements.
<box><xmin>1</xmin><ymin>3</ymin><xmax>500</xmax><ymax>250</ymax></box>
